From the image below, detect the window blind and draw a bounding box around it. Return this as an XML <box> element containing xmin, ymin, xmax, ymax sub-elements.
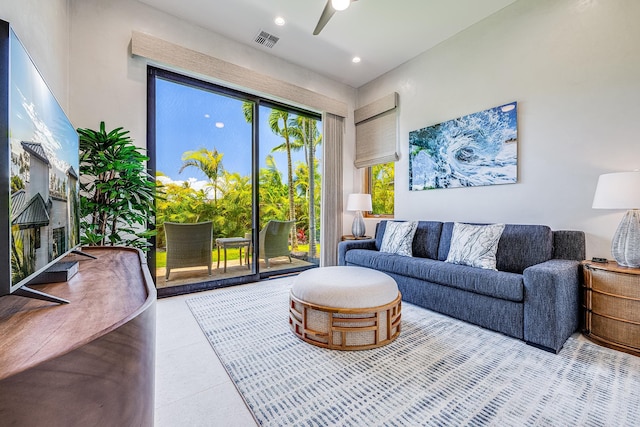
<box><xmin>354</xmin><ymin>92</ymin><xmax>399</xmax><ymax>168</ymax></box>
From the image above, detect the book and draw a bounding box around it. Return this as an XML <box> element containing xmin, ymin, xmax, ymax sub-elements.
<box><xmin>28</xmin><ymin>261</ymin><xmax>79</xmax><ymax>285</ymax></box>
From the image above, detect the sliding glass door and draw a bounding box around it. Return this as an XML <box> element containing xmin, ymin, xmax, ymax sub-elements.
<box><xmin>148</xmin><ymin>68</ymin><xmax>321</xmax><ymax>295</ymax></box>
<box><xmin>258</xmin><ymin>105</ymin><xmax>322</xmax><ymax>269</ymax></box>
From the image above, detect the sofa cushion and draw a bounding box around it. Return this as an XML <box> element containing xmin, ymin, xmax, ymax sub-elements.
<box><xmin>380</xmin><ymin>221</ymin><xmax>418</xmax><ymax>257</ymax></box>
<box><xmin>344</xmin><ymin>249</ymin><xmax>524</xmax><ymax>302</ymax></box>
<box><xmin>375</xmin><ymin>220</ymin><xmax>443</xmax><ymax>259</ymax></box>
<box><xmin>412</xmin><ymin>221</ymin><xmax>443</xmax><ymax>259</ymax></box>
<box><xmin>374</xmin><ymin>221</ymin><xmax>387</xmax><ymax>251</ymax></box>
<box><xmin>345</xmin><ymin>248</ymin><xmax>439</xmax><ymax>278</ymax></box>
<box><xmin>445</xmin><ymin>223</ymin><xmax>505</xmax><ymax>270</ymax></box>
<box><xmin>553</xmin><ymin>230</ymin><xmax>586</xmax><ymax>260</ymax></box>
<box><xmin>438</xmin><ymin>222</ymin><xmax>554</xmax><ymax>274</ymax></box>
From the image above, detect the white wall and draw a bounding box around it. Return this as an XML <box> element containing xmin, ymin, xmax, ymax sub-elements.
<box><xmin>355</xmin><ymin>0</ymin><xmax>640</xmax><ymax>259</ymax></box>
<box><xmin>0</xmin><ymin>0</ymin><xmax>70</xmax><ymax>109</ymax></box>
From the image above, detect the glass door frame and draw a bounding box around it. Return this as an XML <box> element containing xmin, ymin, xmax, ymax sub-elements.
<box><xmin>147</xmin><ymin>66</ymin><xmax>320</xmax><ymax>297</ymax></box>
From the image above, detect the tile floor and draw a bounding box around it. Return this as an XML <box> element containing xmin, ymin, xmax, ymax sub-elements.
<box><xmin>155</xmin><ymin>282</ymin><xmax>263</xmax><ymax>426</ymax></box>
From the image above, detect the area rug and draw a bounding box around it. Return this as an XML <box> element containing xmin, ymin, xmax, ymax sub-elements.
<box><xmin>186</xmin><ymin>279</ymin><xmax>640</xmax><ymax>426</ymax></box>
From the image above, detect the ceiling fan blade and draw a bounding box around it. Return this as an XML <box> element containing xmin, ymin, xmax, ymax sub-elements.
<box><xmin>313</xmin><ymin>0</ymin><xmax>336</xmax><ymax>35</ymax></box>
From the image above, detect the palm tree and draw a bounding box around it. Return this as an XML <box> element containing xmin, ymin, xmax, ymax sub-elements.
<box><xmin>269</xmin><ymin>109</ymin><xmax>298</xmax><ymax>249</ymax></box>
<box><xmin>179</xmin><ymin>148</ymin><xmax>224</xmax><ymax>204</ymax></box>
<box><xmin>289</xmin><ymin>116</ymin><xmax>321</xmax><ymax>259</ymax></box>
<box><xmin>241</xmin><ymin>101</ymin><xmax>253</xmax><ymax>124</ymax></box>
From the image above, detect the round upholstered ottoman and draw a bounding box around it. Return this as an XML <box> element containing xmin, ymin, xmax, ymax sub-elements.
<box><xmin>289</xmin><ymin>266</ymin><xmax>401</xmax><ymax>350</ymax></box>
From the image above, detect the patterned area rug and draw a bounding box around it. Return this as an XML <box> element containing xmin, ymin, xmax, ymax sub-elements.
<box><xmin>187</xmin><ymin>279</ymin><xmax>640</xmax><ymax>426</ymax></box>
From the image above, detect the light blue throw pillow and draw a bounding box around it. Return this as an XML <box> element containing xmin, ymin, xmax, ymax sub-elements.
<box><xmin>380</xmin><ymin>221</ymin><xmax>418</xmax><ymax>257</ymax></box>
<box><xmin>446</xmin><ymin>223</ymin><xmax>506</xmax><ymax>270</ymax></box>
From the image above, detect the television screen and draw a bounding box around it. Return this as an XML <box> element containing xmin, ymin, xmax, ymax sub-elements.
<box><xmin>0</xmin><ymin>20</ymin><xmax>80</xmax><ymax>301</ymax></box>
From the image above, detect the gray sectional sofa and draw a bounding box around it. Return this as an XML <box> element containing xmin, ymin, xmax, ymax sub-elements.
<box><xmin>338</xmin><ymin>221</ymin><xmax>586</xmax><ymax>353</ymax></box>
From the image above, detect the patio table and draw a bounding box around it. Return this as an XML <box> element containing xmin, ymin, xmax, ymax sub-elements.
<box><xmin>215</xmin><ymin>237</ymin><xmax>251</xmax><ymax>273</ymax></box>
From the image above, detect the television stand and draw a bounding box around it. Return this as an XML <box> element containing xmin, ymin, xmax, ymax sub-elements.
<box><xmin>0</xmin><ymin>247</ymin><xmax>156</xmax><ymax>425</ymax></box>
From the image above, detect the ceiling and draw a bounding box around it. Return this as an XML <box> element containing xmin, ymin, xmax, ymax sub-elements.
<box><xmin>138</xmin><ymin>0</ymin><xmax>517</xmax><ymax>88</ymax></box>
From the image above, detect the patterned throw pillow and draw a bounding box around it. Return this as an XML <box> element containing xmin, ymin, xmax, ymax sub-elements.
<box><xmin>380</xmin><ymin>221</ymin><xmax>419</xmax><ymax>257</ymax></box>
<box><xmin>445</xmin><ymin>223</ymin><xmax>506</xmax><ymax>270</ymax></box>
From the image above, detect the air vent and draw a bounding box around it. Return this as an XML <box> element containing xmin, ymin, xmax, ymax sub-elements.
<box><xmin>254</xmin><ymin>30</ymin><xmax>279</xmax><ymax>48</ymax></box>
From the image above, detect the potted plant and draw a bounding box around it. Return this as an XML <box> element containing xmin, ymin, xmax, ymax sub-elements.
<box><xmin>77</xmin><ymin>122</ymin><xmax>156</xmax><ymax>250</ymax></box>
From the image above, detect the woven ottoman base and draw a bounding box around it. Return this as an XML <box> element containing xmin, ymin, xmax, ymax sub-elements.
<box><xmin>289</xmin><ymin>266</ymin><xmax>401</xmax><ymax>350</ymax></box>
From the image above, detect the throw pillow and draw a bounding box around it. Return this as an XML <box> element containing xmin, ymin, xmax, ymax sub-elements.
<box><xmin>380</xmin><ymin>221</ymin><xmax>418</xmax><ymax>257</ymax></box>
<box><xmin>445</xmin><ymin>223</ymin><xmax>506</xmax><ymax>270</ymax></box>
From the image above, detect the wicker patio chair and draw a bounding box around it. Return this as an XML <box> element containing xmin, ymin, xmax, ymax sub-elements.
<box><xmin>259</xmin><ymin>220</ymin><xmax>295</xmax><ymax>268</ymax></box>
<box><xmin>164</xmin><ymin>221</ymin><xmax>213</xmax><ymax>280</ymax></box>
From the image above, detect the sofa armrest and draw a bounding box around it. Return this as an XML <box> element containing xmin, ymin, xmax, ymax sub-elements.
<box><xmin>523</xmin><ymin>259</ymin><xmax>581</xmax><ymax>353</ymax></box>
<box><xmin>337</xmin><ymin>239</ymin><xmax>377</xmax><ymax>265</ymax></box>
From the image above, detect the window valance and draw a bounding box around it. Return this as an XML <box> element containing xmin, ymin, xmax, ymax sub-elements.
<box><xmin>130</xmin><ymin>31</ymin><xmax>347</xmax><ymax>118</ymax></box>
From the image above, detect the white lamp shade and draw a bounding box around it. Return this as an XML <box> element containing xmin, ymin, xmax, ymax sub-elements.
<box><xmin>331</xmin><ymin>0</ymin><xmax>350</xmax><ymax>11</ymax></box>
<box><xmin>592</xmin><ymin>171</ymin><xmax>640</xmax><ymax>209</ymax></box>
<box><xmin>346</xmin><ymin>193</ymin><xmax>372</xmax><ymax>212</ymax></box>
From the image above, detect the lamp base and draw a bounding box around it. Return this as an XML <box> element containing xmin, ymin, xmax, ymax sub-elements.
<box><xmin>611</xmin><ymin>209</ymin><xmax>640</xmax><ymax>268</ymax></box>
<box><xmin>351</xmin><ymin>211</ymin><xmax>366</xmax><ymax>238</ymax></box>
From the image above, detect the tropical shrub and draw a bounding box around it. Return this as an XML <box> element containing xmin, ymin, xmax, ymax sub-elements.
<box><xmin>77</xmin><ymin>122</ymin><xmax>156</xmax><ymax>250</ymax></box>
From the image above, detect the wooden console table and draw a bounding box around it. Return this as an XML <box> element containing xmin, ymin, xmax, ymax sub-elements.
<box><xmin>582</xmin><ymin>260</ymin><xmax>640</xmax><ymax>357</ymax></box>
<box><xmin>0</xmin><ymin>247</ymin><xmax>156</xmax><ymax>426</ymax></box>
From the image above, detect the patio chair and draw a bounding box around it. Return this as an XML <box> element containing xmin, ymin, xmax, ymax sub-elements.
<box><xmin>259</xmin><ymin>220</ymin><xmax>294</xmax><ymax>268</ymax></box>
<box><xmin>164</xmin><ymin>221</ymin><xmax>213</xmax><ymax>280</ymax></box>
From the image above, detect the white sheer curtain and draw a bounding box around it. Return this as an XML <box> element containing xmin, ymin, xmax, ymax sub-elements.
<box><xmin>320</xmin><ymin>113</ymin><xmax>344</xmax><ymax>266</ymax></box>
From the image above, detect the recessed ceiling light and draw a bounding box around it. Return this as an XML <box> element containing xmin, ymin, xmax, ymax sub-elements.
<box><xmin>274</xmin><ymin>16</ymin><xmax>285</xmax><ymax>26</ymax></box>
<box><xmin>204</xmin><ymin>114</ymin><xmax>210</xmax><ymax>118</ymax></box>
<box><xmin>352</xmin><ymin>56</ymin><xmax>361</xmax><ymax>63</ymax></box>
<box><xmin>215</xmin><ymin>122</ymin><xmax>224</xmax><ymax>128</ymax></box>
<box><xmin>332</xmin><ymin>0</ymin><xmax>350</xmax><ymax>11</ymax></box>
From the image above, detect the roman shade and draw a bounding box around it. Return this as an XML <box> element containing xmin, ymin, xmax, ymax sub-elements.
<box><xmin>354</xmin><ymin>92</ymin><xmax>399</xmax><ymax>168</ymax></box>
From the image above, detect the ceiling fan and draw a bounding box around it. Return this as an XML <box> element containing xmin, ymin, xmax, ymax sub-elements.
<box><xmin>313</xmin><ymin>0</ymin><xmax>358</xmax><ymax>35</ymax></box>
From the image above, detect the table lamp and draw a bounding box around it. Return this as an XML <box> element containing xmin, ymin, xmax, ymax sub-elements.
<box><xmin>592</xmin><ymin>171</ymin><xmax>640</xmax><ymax>267</ymax></box>
<box><xmin>346</xmin><ymin>193</ymin><xmax>372</xmax><ymax>238</ymax></box>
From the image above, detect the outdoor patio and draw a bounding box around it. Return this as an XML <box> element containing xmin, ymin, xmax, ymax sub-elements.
<box><xmin>155</xmin><ymin>256</ymin><xmax>315</xmax><ymax>289</ymax></box>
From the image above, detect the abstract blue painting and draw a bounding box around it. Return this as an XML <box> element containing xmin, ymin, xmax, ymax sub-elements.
<box><xmin>409</xmin><ymin>102</ymin><xmax>517</xmax><ymax>190</ymax></box>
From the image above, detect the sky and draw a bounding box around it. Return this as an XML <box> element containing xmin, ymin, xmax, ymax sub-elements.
<box><xmin>155</xmin><ymin>78</ymin><xmax>320</xmax><ymax>187</ymax></box>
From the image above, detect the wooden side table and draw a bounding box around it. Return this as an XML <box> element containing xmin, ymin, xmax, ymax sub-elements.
<box><xmin>341</xmin><ymin>235</ymin><xmax>373</xmax><ymax>241</ymax></box>
<box><xmin>582</xmin><ymin>260</ymin><xmax>640</xmax><ymax>357</ymax></box>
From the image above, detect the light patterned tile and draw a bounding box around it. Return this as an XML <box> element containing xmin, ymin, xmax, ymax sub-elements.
<box><xmin>155</xmin><ymin>339</ymin><xmax>231</xmax><ymax>408</ymax></box>
<box><xmin>155</xmin><ymin>382</ymin><xmax>257</xmax><ymax>427</ymax></box>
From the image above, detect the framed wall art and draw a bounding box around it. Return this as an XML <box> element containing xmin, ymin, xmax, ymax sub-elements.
<box><xmin>409</xmin><ymin>102</ymin><xmax>517</xmax><ymax>191</ymax></box>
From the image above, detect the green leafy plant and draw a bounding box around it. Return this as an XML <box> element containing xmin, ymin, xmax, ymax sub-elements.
<box><xmin>77</xmin><ymin>122</ymin><xmax>157</xmax><ymax>250</ymax></box>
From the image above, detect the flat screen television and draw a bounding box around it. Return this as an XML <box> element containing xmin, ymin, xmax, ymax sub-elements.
<box><xmin>0</xmin><ymin>20</ymin><xmax>81</xmax><ymax>304</ymax></box>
